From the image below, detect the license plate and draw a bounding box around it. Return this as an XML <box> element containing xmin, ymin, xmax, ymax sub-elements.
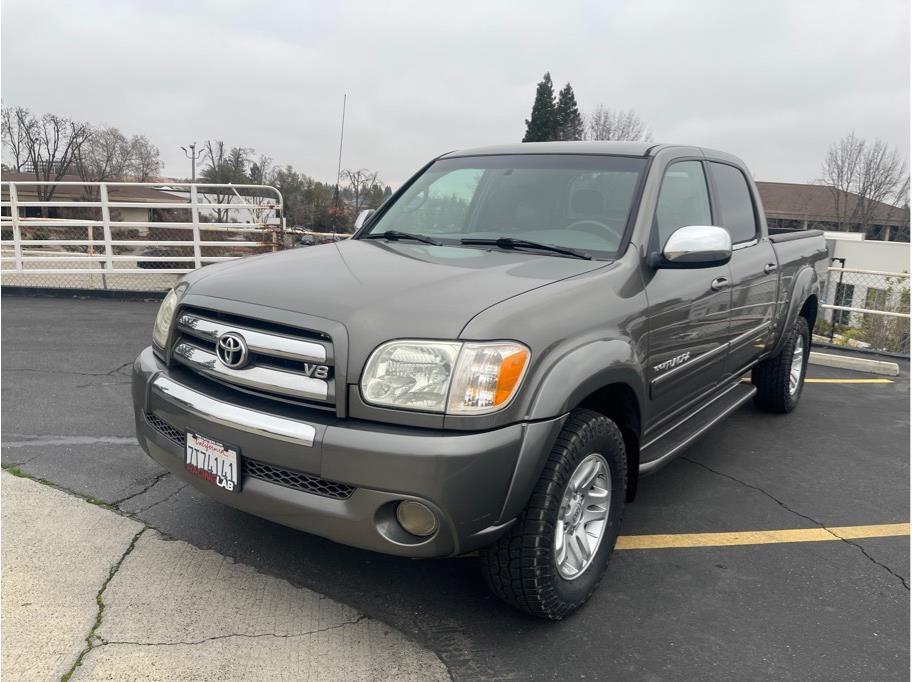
<box><xmin>185</xmin><ymin>432</ymin><xmax>240</xmax><ymax>493</ymax></box>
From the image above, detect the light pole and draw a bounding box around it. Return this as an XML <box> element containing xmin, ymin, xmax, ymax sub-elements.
<box><xmin>181</xmin><ymin>142</ymin><xmax>204</xmax><ymax>183</ymax></box>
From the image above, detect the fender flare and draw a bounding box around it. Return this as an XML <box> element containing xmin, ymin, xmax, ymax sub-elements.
<box><xmin>771</xmin><ymin>265</ymin><xmax>820</xmax><ymax>356</ymax></box>
<box><xmin>526</xmin><ymin>338</ymin><xmax>646</xmax><ymax>420</ymax></box>
<box><xmin>497</xmin><ymin>339</ymin><xmax>646</xmax><ymax>522</ymax></box>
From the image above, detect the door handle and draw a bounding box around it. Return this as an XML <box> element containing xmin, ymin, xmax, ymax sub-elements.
<box><xmin>764</xmin><ymin>263</ymin><xmax>778</xmax><ymax>274</ymax></box>
<box><xmin>711</xmin><ymin>277</ymin><xmax>730</xmax><ymax>291</ymax></box>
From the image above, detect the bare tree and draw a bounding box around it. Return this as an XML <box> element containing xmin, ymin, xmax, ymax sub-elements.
<box><xmin>76</xmin><ymin>126</ymin><xmax>133</xmax><ymax>182</ymax></box>
<box><xmin>248</xmin><ymin>154</ymin><xmax>273</xmax><ymax>185</ymax></box>
<box><xmin>821</xmin><ymin>132</ymin><xmax>908</xmax><ymax>234</ymax></box>
<box><xmin>2</xmin><ymin>106</ymin><xmax>32</xmax><ymax>170</ymax></box>
<box><xmin>201</xmin><ymin>140</ymin><xmax>254</xmax><ymax>222</ymax></box>
<box><xmin>587</xmin><ymin>106</ymin><xmax>653</xmax><ymax>142</ymax></box>
<box><xmin>128</xmin><ymin>135</ymin><xmax>161</xmax><ymax>181</ymax></box>
<box><xmin>1</xmin><ymin>106</ymin><xmax>91</xmax><ymax>203</ymax></box>
<box><xmin>246</xmin><ymin>155</ymin><xmax>275</xmax><ymax>224</ymax></box>
<box><xmin>821</xmin><ymin>132</ymin><xmax>863</xmax><ymax>231</ymax></box>
<box><xmin>342</xmin><ymin>168</ymin><xmax>380</xmax><ymax>215</ymax></box>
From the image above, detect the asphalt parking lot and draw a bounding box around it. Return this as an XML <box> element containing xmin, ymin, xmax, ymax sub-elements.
<box><xmin>2</xmin><ymin>294</ymin><xmax>909</xmax><ymax>680</ymax></box>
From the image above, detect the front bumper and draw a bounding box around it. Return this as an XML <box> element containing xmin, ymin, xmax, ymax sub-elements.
<box><xmin>132</xmin><ymin>347</ymin><xmax>564</xmax><ymax>557</ymax></box>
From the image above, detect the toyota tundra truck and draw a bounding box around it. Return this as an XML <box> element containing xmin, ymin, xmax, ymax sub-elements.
<box><xmin>133</xmin><ymin>142</ymin><xmax>828</xmax><ymax>619</ymax></box>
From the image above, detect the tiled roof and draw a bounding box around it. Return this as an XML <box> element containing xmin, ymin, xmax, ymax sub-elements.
<box><xmin>1</xmin><ymin>172</ymin><xmax>185</xmax><ymax>203</ymax></box>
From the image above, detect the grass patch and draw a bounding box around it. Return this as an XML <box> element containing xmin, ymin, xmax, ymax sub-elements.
<box><xmin>2</xmin><ymin>463</ymin><xmax>115</xmax><ymax>509</ymax></box>
<box><xmin>2</xmin><ymin>464</ymin><xmax>27</xmax><ymax>477</ymax></box>
<box><xmin>86</xmin><ymin>497</ymin><xmax>116</xmax><ymax>510</ymax></box>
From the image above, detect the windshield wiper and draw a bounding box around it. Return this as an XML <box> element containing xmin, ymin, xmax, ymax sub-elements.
<box><xmin>365</xmin><ymin>230</ymin><xmax>442</xmax><ymax>246</ymax></box>
<box><xmin>460</xmin><ymin>237</ymin><xmax>592</xmax><ymax>260</ymax></box>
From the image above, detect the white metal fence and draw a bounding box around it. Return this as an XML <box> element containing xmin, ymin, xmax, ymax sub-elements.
<box><xmin>1</xmin><ymin>180</ymin><xmax>285</xmax><ymax>291</ymax></box>
<box><xmin>816</xmin><ymin>265</ymin><xmax>910</xmax><ymax>354</ymax></box>
<box><xmin>3</xmin><ymin>185</ymin><xmax>908</xmax><ymax>354</ymax></box>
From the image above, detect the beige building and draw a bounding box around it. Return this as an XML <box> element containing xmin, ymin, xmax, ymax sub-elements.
<box><xmin>1</xmin><ymin>172</ymin><xmax>185</xmax><ymax>226</ymax></box>
<box><xmin>757</xmin><ymin>181</ymin><xmax>910</xmax><ymax>243</ymax></box>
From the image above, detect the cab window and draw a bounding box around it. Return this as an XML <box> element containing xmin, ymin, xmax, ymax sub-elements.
<box><xmin>654</xmin><ymin>161</ymin><xmax>712</xmax><ymax>249</ymax></box>
<box><xmin>709</xmin><ymin>162</ymin><xmax>758</xmax><ymax>244</ymax></box>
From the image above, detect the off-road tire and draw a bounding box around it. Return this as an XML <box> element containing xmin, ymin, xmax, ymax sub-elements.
<box><xmin>752</xmin><ymin>316</ymin><xmax>810</xmax><ymax>413</ymax></box>
<box><xmin>481</xmin><ymin>408</ymin><xmax>626</xmax><ymax>620</ymax></box>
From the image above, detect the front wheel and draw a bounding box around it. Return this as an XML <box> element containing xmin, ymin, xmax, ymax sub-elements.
<box><xmin>481</xmin><ymin>409</ymin><xmax>626</xmax><ymax>620</ymax></box>
<box><xmin>752</xmin><ymin>316</ymin><xmax>810</xmax><ymax>413</ymax></box>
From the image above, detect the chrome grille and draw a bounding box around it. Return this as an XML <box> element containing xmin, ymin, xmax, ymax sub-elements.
<box><xmin>172</xmin><ymin>308</ymin><xmax>334</xmax><ymax>407</ymax></box>
<box><xmin>142</xmin><ymin>411</ymin><xmax>354</xmax><ymax>499</ymax></box>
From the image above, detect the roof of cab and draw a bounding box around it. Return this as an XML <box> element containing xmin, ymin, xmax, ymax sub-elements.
<box><xmin>442</xmin><ymin>141</ymin><xmax>660</xmax><ymax>158</ymax></box>
<box><xmin>441</xmin><ymin>141</ymin><xmax>749</xmax><ymax>169</ymax></box>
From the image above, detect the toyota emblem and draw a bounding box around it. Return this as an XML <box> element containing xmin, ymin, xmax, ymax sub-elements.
<box><xmin>216</xmin><ymin>332</ymin><xmax>249</xmax><ymax>369</ymax></box>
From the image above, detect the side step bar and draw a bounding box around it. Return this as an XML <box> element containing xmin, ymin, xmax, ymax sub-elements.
<box><xmin>638</xmin><ymin>382</ymin><xmax>757</xmax><ymax>476</ymax></box>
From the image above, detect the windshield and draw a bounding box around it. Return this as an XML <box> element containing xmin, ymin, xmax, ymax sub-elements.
<box><xmin>362</xmin><ymin>154</ymin><xmax>648</xmax><ymax>258</ymax></box>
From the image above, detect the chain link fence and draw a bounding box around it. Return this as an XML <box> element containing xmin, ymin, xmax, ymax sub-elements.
<box><xmin>815</xmin><ymin>266</ymin><xmax>910</xmax><ymax>355</ymax></box>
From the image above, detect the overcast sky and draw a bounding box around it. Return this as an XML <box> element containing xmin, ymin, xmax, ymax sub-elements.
<box><xmin>2</xmin><ymin>0</ymin><xmax>909</xmax><ymax>186</ymax></box>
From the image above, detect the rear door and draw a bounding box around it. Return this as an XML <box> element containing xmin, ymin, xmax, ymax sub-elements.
<box><xmin>707</xmin><ymin>161</ymin><xmax>779</xmax><ymax>376</ymax></box>
<box><xmin>643</xmin><ymin>159</ymin><xmax>732</xmax><ymax>424</ymax></box>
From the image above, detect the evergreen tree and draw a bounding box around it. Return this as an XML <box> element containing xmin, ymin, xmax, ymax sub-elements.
<box><xmin>522</xmin><ymin>72</ymin><xmax>557</xmax><ymax>142</ymax></box>
<box><xmin>555</xmin><ymin>83</ymin><xmax>584</xmax><ymax>141</ymax></box>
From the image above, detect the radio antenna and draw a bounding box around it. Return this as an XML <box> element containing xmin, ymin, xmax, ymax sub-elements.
<box><xmin>333</xmin><ymin>93</ymin><xmax>347</xmax><ymax>241</ymax></box>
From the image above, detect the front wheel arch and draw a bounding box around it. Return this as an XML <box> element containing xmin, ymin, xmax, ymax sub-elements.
<box><xmin>577</xmin><ymin>383</ymin><xmax>642</xmax><ymax>502</ymax></box>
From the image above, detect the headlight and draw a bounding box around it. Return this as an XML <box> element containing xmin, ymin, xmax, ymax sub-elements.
<box><xmin>152</xmin><ymin>288</ymin><xmax>179</xmax><ymax>349</ymax></box>
<box><xmin>361</xmin><ymin>340</ymin><xmax>530</xmax><ymax>415</ymax></box>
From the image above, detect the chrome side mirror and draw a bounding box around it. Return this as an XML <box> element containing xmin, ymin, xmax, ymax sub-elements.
<box><xmin>659</xmin><ymin>225</ymin><xmax>732</xmax><ymax>268</ymax></box>
<box><xmin>354</xmin><ymin>209</ymin><xmax>375</xmax><ymax>230</ymax></box>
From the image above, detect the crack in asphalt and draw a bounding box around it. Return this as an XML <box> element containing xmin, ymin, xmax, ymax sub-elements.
<box><xmin>111</xmin><ymin>471</ymin><xmax>171</xmax><ymax>506</ymax></box>
<box><xmin>129</xmin><ymin>482</ymin><xmax>189</xmax><ymax>516</ymax></box>
<box><xmin>3</xmin><ymin>447</ymin><xmax>182</xmax><ymax>519</ymax></box>
<box><xmin>3</xmin><ymin>359</ymin><xmax>133</xmax><ymax>379</ymax></box>
<box><xmin>0</xmin><ymin>452</ymin><xmax>45</xmax><ymax>467</ymax></box>
<box><xmin>74</xmin><ymin>380</ymin><xmax>132</xmax><ymax>389</ymax></box>
<box><xmin>682</xmin><ymin>457</ymin><xmax>910</xmax><ymax>591</ymax></box>
<box><xmin>2</xmin><ymin>464</ymin><xmax>118</xmax><ymax>510</ymax></box>
<box><xmin>93</xmin><ymin>616</ymin><xmax>368</xmax><ymax>649</ymax></box>
<box><xmin>61</xmin><ymin>527</ymin><xmax>148</xmax><ymax>682</ymax></box>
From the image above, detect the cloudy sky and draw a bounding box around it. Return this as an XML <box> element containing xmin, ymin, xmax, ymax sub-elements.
<box><xmin>2</xmin><ymin>0</ymin><xmax>909</xmax><ymax>186</ymax></box>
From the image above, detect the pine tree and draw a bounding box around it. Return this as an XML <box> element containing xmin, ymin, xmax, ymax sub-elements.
<box><xmin>555</xmin><ymin>83</ymin><xmax>584</xmax><ymax>141</ymax></box>
<box><xmin>522</xmin><ymin>72</ymin><xmax>557</xmax><ymax>142</ymax></box>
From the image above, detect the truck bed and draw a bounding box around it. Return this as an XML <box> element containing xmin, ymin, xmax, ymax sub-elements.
<box><xmin>768</xmin><ymin>228</ymin><xmax>824</xmax><ymax>243</ymax></box>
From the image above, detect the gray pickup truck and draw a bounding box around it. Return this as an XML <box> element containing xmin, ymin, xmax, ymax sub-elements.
<box><xmin>133</xmin><ymin>141</ymin><xmax>828</xmax><ymax>619</ymax></box>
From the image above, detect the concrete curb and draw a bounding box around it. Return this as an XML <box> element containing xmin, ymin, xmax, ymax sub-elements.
<box><xmin>1</xmin><ymin>472</ymin><xmax>449</xmax><ymax>681</ymax></box>
<box><xmin>808</xmin><ymin>351</ymin><xmax>901</xmax><ymax>377</ymax></box>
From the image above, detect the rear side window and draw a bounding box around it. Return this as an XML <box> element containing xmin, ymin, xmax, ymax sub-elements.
<box><xmin>709</xmin><ymin>162</ymin><xmax>757</xmax><ymax>244</ymax></box>
<box><xmin>654</xmin><ymin>161</ymin><xmax>712</xmax><ymax>248</ymax></box>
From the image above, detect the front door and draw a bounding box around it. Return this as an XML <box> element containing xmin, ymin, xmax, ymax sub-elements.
<box><xmin>644</xmin><ymin>160</ymin><xmax>732</xmax><ymax>428</ymax></box>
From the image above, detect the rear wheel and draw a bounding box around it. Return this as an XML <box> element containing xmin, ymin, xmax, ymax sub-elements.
<box><xmin>481</xmin><ymin>408</ymin><xmax>626</xmax><ymax>620</ymax></box>
<box><xmin>752</xmin><ymin>316</ymin><xmax>810</xmax><ymax>413</ymax></box>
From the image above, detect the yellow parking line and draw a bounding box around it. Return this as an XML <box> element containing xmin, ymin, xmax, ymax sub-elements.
<box><xmin>457</xmin><ymin>523</ymin><xmax>909</xmax><ymax>557</ymax></box>
<box><xmin>615</xmin><ymin>523</ymin><xmax>910</xmax><ymax>550</ymax></box>
<box><xmin>740</xmin><ymin>377</ymin><xmax>893</xmax><ymax>384</ymax></box>
<box><xmin>805</xmin><ymin>378</ymin><xmax>894</xmax><ymax>384</ymax></box>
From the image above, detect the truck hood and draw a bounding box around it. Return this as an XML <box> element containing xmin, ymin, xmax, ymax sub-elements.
<box><xmin>184</xmin><ymin>239</ymin><xmax>607</xmax><ymax>372</ymax></box>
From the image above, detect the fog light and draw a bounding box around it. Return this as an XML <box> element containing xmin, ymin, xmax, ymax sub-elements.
<box><xmin>395</xmin><ymin>500</ymin><xmax>438</xmax><ymax>537</ymax></box>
